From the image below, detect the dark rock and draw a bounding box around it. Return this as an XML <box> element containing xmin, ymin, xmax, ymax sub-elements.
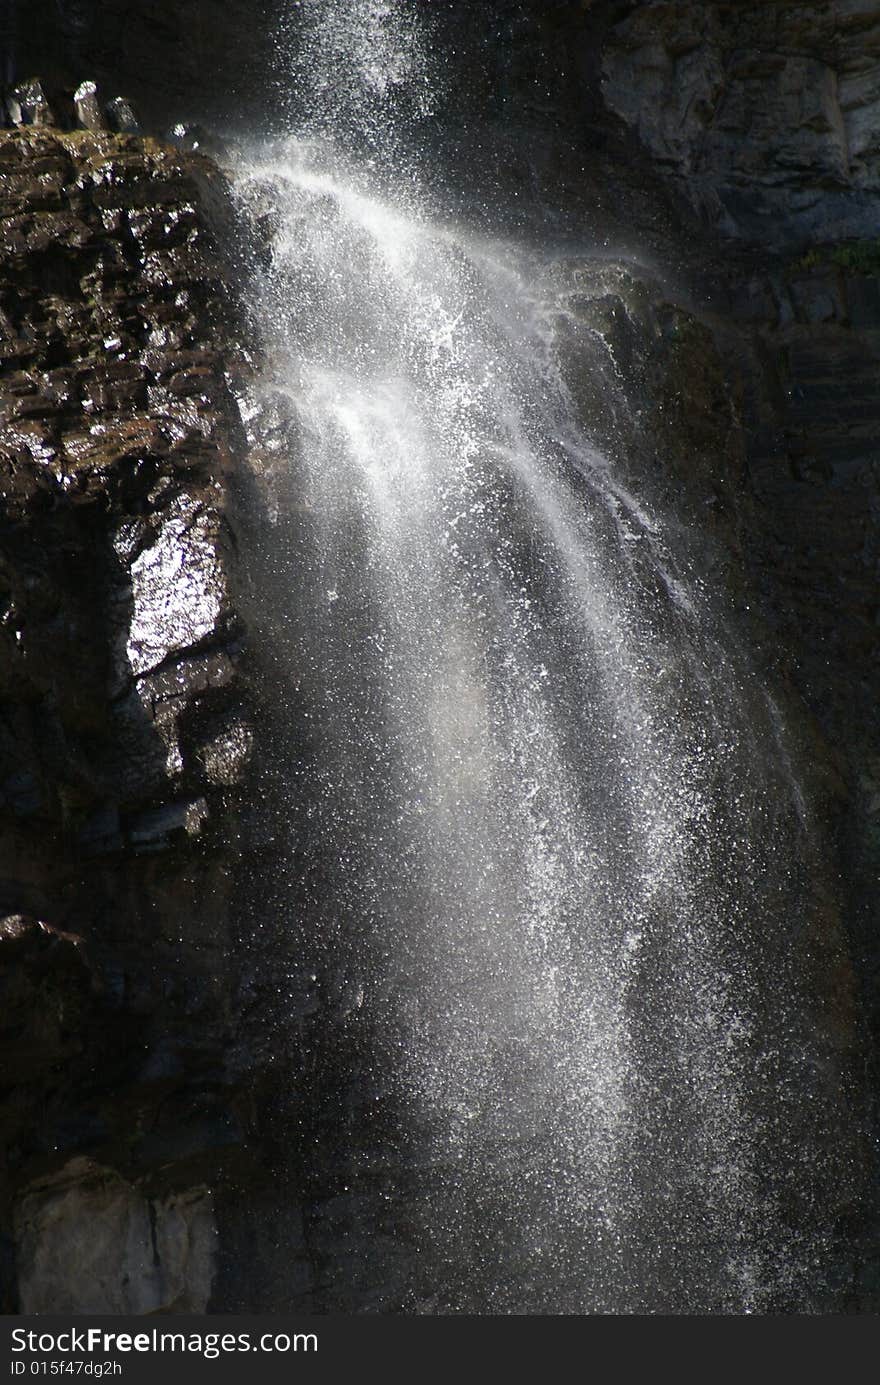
<box><xmin>127</xmin><ymin>798</ymin><xmax>209</xmax><ymax>850</ymax></box>
<box><xmin>14</xmin><ymin>1161</ymin><xmax>216</xmax><ymax>1314</ymax></box>
<box><xmin>167</xmin><ymin>123</ymin><xmax>230</xmax><ymax>163</ymax></box>
<box><xmin>77</xmin><ymin>803</ymin><xmax>123</xmax><ymax>856</ymax></box>
<box><xmin>0</xmin><ymin>914</ymin><xmax>92</xmax><ymax>1086</ymax></box>
<box><xmin>0</xmin><ymin>764</ymin><xmax>42</xmax><ymax>815</ymax></box>
<box><xmin>599</xmin><ymin>1</ymin><xmax>880</xmax><ymax>246</ymax></box>
<box><xmin>0</xmin><ymin>121</ymin><xmax>263</xmax><ymax>1314</ymax></box>
<box><xmin>104</xmin><ymin>96</ymin><xmax>140</xmax><ymax>135</ymax></box>
<box><xmin>7</xmin><ymin>79</ymin><xmax>55</xmax><ymax>128</ymax></box>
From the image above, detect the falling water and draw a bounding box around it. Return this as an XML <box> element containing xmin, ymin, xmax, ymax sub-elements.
<box><xmin>233</xmin><ymin>0</ymin><xmax>855</xmax><ymax>1313</ymax></box>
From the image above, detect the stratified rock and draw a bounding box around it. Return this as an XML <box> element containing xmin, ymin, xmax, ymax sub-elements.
<box><xmin>0</xmin><ymin>127</ymin><xmax>250</xmax><ymax>825</ymax></box>
<box><xmin>14</xmin><ymin>1160</ymin><xmax>216</xmax><ymax>1314</ymax></box>
<box><xmin>0</xmin><ymin>124</ymin><xmax>259</xmax><ymax>1313</ymax></box>
<box><xmin>600</xmin><ymin>0</ymin><xmax>880</xmax><ymax>245</ymax></box>
<box><xmin>73</xmin><ymin>80</ymin><xmax>107</xmax><ymax>132</ymax></box>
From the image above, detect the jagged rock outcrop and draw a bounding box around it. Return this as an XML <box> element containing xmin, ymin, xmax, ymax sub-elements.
<box><xmin>0</xmin><ymin>129</ymin><xmax>246</xmax><ymax>832</ymax></box>
<box><xmin>0</xmin><ymin>124</ymin><xmax>279</xmax><ymax>1312</ymax></box>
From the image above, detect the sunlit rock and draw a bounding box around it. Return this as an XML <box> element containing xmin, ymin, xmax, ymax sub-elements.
<box><xmin>198</xmin><ymin>717</ymin><xmax>253</xmax><ymax>786</ymax></box>
<box><xmin>126</xmin><ymin>494</ymin><xmax>226</xmax><ymax>678</ymax></box>
<box><xmin>73</xmin><ymin>80</ymin><xmax>107</xmax><ymax>132</ymax></box>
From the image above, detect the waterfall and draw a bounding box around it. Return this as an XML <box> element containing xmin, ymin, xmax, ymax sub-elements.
<box><xmin>233</xmin><ymin>0</ymin><xmax>853</xmax><ymax>1313</ymax></box>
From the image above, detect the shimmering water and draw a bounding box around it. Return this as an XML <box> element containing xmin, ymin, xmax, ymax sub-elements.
<box><xmin>233</xmin><ymin>0</ymin><xmax>852</xmax><ymax>1313</ymax></box>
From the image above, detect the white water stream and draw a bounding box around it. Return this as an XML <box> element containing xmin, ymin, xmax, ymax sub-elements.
<box><xmin>233</xmin><ymin>0</ymin><xmax>849</xmax><ymax>1313</ymax></box>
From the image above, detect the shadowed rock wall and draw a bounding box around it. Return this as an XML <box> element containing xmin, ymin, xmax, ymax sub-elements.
<box><xmin>600</xmin><ymin>0</ymin><xmax>880</xmax><ymax>245</ymax></box>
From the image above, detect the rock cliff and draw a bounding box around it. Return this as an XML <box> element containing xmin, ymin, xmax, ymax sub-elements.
<box><xmin>600</xmin><ymin>0</ymin><xmax>880</xmax><ymax>246</ymax></box>
<box><xmin>0</xmin><ymin>125</ymin><xmax>282</xmax><ymax>1312</ymax></box>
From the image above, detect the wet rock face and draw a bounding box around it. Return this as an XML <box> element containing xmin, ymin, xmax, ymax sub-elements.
<box><xmin>590</xmin><ymin>4</ymin><xmax>880</xmax><ymax>1292</ymax></box>
<box><xmin>0</xmin><ymin>126</ymin><xmax>272</xmax><ymax>1312</ymax></box>
<box><xmin>714</xmin><ymin>245</ymin><xmax>880</xmax><ymax>1172</ymax></box>
<box><xmin>0</xmin><ymin>127</ymin><xmax>245</xmax><ymax>844</ymax></box>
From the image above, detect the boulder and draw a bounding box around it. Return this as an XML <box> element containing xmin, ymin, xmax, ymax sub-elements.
<box><xmin>14</xmin><ymin>1160</ymin><xmax>216</xmax><ymax>1314</ymax></box>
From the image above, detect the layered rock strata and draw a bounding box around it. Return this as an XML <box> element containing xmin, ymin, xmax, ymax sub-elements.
<box><xmin>0</xmin><ymin>125</ymin><xmax>271</xmax><ymax>1312</ymax></box>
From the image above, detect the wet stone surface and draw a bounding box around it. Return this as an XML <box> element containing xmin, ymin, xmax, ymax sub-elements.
<box><xmin>0</xmin><ymin>125</ymin><xmax>278</xmax><ymax>1313</ymax></box>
